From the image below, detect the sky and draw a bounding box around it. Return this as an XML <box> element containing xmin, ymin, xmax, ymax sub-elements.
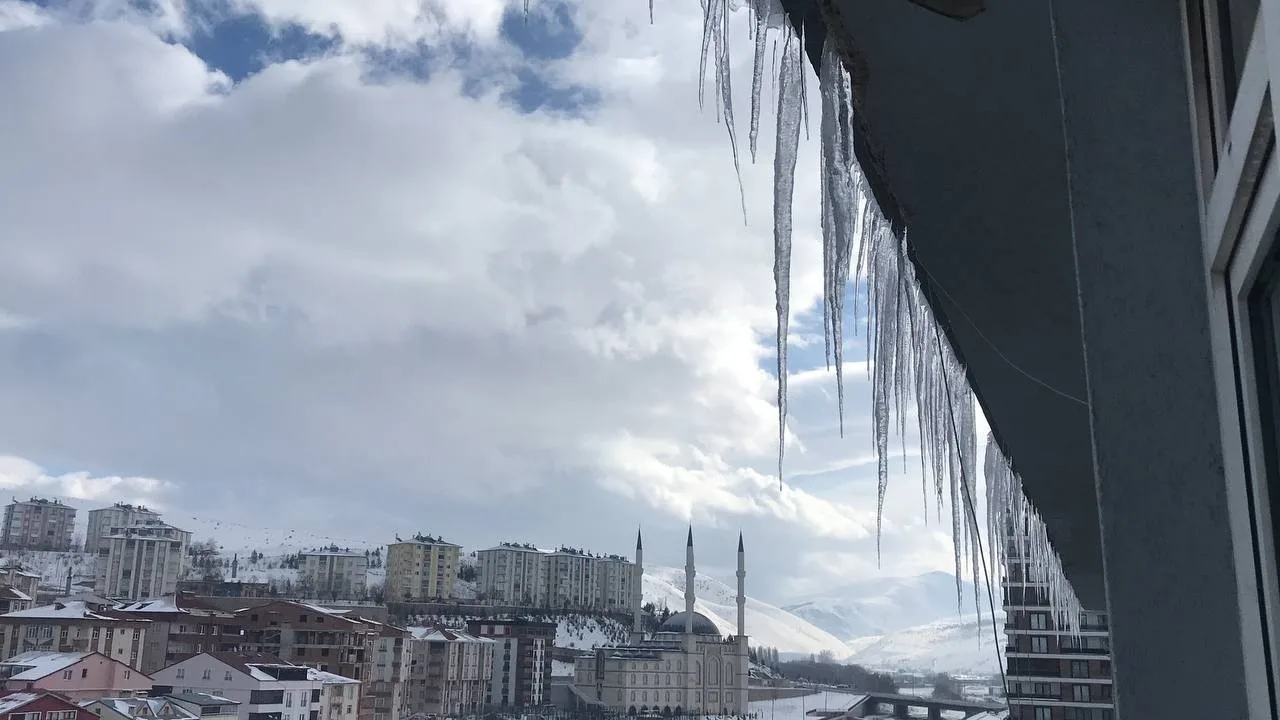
<box><xmin>0</xmin><ymin>0</ymin><xmax>991</xmax><ymax>606</ymax></box>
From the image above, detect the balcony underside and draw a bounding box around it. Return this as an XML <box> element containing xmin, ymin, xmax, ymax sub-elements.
<box><xmin>779</xmin><ymin>0</ymin><xmax>1104</xmax><ymax>607</ymax></box>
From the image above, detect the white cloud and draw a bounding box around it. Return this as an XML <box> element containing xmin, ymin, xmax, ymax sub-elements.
<box><xmin>0</xmin><ymin>0</ymin><xmax>974</xmax><ymax>601</ymax></box>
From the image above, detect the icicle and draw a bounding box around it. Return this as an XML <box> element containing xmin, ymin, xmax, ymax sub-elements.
<box><xmin>699</xmin><ymin>0</ymin><xmax>747</xmax><ymax>222</ymax></box>
<box><xmin>524</xmin><ymin>0</ymin><xmax>529</xmax><ymax>22</ymax></box>
<box><xmin>748</xmin><ymin>0</ymin><xmax>769</xmax><ymax>162</ymax></box>
<box><xmin>985</xmin><ymin>433</ymin><xmax>1082</xmax><ymax>634</ymax></box>
<box><xmin>772</xmin><ymin>26</ymin><xmax>804</xmax><ymax>488</ymax></box>
<box><xmin>649</xmin><ymin>0</ymin><xmax>654</xmax><ymax>24</ymax></box>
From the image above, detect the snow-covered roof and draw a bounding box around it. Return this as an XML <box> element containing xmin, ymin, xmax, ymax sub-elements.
<box><xmin>3</xmin><ymin>601</ymin><xmax>141</xmax><ymax>621</ymax></box>
<box><xmin>87</xmin><ymin>697</ymin><xmax>200</xmax><ymax>720</ymax></box>
<box><xmin>0</xmin><ymin>651</ymin><xmax>90</xmax><ymax>680</ymax></box>
<box><xmin>299</xmin><ymin>550</ymin><xmax>365</xmax><ymax>558</ymax></box>
<box><xmin>0</xmin><ymin>586</ymin><xmax>32</xmax><ymax>601</ymax></box>
<box><xmin>407</xmin><ymin>627</ymin><xmax>493</xmax><ymax>644</ymax></box>
<box><xmin>162</xmin><ymin>692</ymin><xmax>238</xmax><ymax>707</ymax></box>
<box><xmin>116</xmin><ymin>598</ymin><xmax>183</xmax><ymax>613</ymax></box>
<box><xmin>305</xmin><ymin>669</ymin><xmax>358</xmax><ymax>685</ymax></box>
<box><xmin>0</xmin><ymin>692</ymin><xmax>44</xmax><ymax>714</ymax></box>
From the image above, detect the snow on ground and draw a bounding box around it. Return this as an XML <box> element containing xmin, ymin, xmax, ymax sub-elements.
<box><xmin>749</xmin><ymin>691</ymin><xmax>865</xmax><ymax>720</ymax></box>
<box><xmin>556</xmin><ymin>614</ymin><xmax>628</xmax><ymax>649</ymax></box>
<box><xmin>0</xmin><ymin>550</ymin><xmax>97</xmax><ymax>587</ymax></box>
<box><xmin>645</xmin><ymin>566</ymin><xmax>849</xmax><ymax>658</ymax></box>
<box><xmin>552</xmin><ymin>660</ymin><xmax>575</xmax><ymax>677</ymax></box>
<box><xmin>844</xmin><ymin>612</ymin><xmax>1007</xmax><ymax>675</ymax></box>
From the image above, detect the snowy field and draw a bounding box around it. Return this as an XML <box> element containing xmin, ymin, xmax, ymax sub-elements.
<box><xmin>748</xmin><ymin>691</ymin><xmax>865</xmax><ymax>720</ymax></box>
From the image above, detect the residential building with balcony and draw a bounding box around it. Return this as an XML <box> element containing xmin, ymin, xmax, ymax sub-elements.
<box><xmin>0</xmin><ymin>567</ymin><xmax>41</xmax><ymax>606</ymax></box>
<box><xmin>384</xmin><ymin>540</ymin><xmax>459</xmax><ymax>603</ymax></box>
<box><xmin>0</xmin><ymin>689</ymin><xmax>104</xmax><ymax>720</ymax></box>
<box><xmin>362</xmin><ymin>625</ymin><xmax>407</xmax><ymax>720</ymax></box>
<box><xmin>0</xmin><ymin>602</ymin><xmax>149</xmax><ymax>669</ymax></box>
<box><xmin>1</xmin><ymin>499</ymin><xmax>75</xmax><ymax>552</ymax></box>
<box><xmin>114</xmin><ymin>598</ymin><xmax>243</xmax><ymax>674</ymax></box>
<box><xmin>475</xmin><ymin>545</ymin><xmax>545</xmax><ymax>606</ymax></box>
<box><xmin>85</xmin><ymin>506</ymin><xmax>161</xmax><ymax>556</ymax></box>
<box><xmin>403</xmin><ymin>627</ymin><xmax>493</xmax><ymax>716</ymax></box>
<box><xmin>298</xmin><ymin>554</ymin><xmax>367</xmax><ymax>603</ymax></box>
<box><xmin>149</xmin><ymin>653</ymin><xmax>323</xmax><ymax>720</ymax></box>
<box><xmin>464</xmin><ymin>619</ymin><xmax>554</xmax><ymax>709</ymax></box>
<box><xmin>0</xmin><ymin>651</ymin><xmax>151</xmax><ymax>701</ymax></box>
<box><xmin>304</xmin><ymin>670</ymin><xmax>358</xmax><ymax>720</ymax></box>
<box><xmin>1003</xmin><ymin>551</ymin><xmax>1114</xmax><ymax>720</ymax></box>
<box><xmin>96</xmin><ymin>522</ymin><xmax>190</xmax><ymax>601</ymax></box>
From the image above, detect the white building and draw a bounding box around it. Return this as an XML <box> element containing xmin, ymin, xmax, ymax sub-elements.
<box><xmin>476</xmin><ymin>544</ymin><xmax>633</xmax><ymax>610</ymax></box>
<box><xmin>298</xmin><ymin>551</ymin><xmax>368</xmax><ymax>601</ymax></box>
<box><xmin>0</xmin><ymin>601</ymin><xmax>150</xmax><ymax>668</ymax></box>
<box><xmin>306</xmin><ymin>669</ymin><xmax>359</xmax><ymax>720</ymax></box>
<box><xmin>85</xmin><ymin>505</ymin><xmax>161</xmax><ymax>555</ymax></box>
<box><xmin>571</xmin><ymin>530</ymin><xmax>749</xmax><ymax>716</ymax></box>
<box><xmin>150</xmin><ymin>653</ymin><xmax>324</xmax><ymax>720</ymax></box>
<box><xmin>368</xmin><ymin>628</ymin><xmax>409</xmax><ymax>720</ymax></box>
<box><xmin>96</xmin><ymin>521</ymin><xmax>190</xmax><ymax>601</ymax></box>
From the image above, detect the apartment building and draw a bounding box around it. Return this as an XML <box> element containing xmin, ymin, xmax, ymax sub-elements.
<box><xmin>0</xmin><ymin>602</ymin><xmax>149</xmax><ymax>669</ymax></box>
<box><xmin>1</xmin><ymin>499</ymin><xmax>76</xmax><ymax>552</ymax></box>
<box><xmin>0</xmin><ymin>651</ymin><xmax>151</xmax><ymax>701</ymax></box>
<box><xmin>384</xmin><ymin>539</ymin><xmax>459</xmax><ymax>602</ymax></box>
<box><xmin>115</xmin><ymin>596</ymin><xmax>243</xmax><ymax>674</ymax></box>
<box><xmin>85</xmin><ymin>505</ymin><xmax>161</xmax><ymax>555</ymax></box>
<box><xmin>150</xmin><ymin>652</ymin><xmax>323</xmax><ymax>720</ymax></box>
<box><xmin>162</xmin><ymin>692</ymin><xmax>242</xmax><ymax>720</ymax></box>
<box><xmin>476</xmin><ymin>544</ymin><xmax>633</xmax><ymax>610</ymax></box>
<box><xmin>306</xmin><ymin>669</ymin><xmax>359</xmax><ymax>720</ymax></box>
<box><xmin>1003</xmin><ymin>551</ymin><xmax>1114</xmax><ymax>720</ymax></box>
<box><xmin>364</xmin><ymin>624</ymin><xmax>409</xmax><ymax>720</ymax></box>
<box><xmin>404</xmin><ymin>627</ymin><xmax>493</xmax><ymax>716</ymax></box>
<box><xmin>299</xmin><ymin>552</ymin><xmax>368</xmax><ymax>602</ymax></box>
<box><xmin>464</xmin><ymin>619</ymin><xmax>554</xmax><ymax>709</ymax></box>
<box><xmin>96</xmin><ymin>521</ymin><xmax>190</xmax><ymax>601</ymax></box>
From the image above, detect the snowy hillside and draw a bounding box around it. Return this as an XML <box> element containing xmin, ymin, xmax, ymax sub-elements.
<box><xmin>168</xmin><ymin>515</ymin><xmax>381</xmax><ymax>561</ymax></box>
<box><xmin>556</xmin><ymin>614</ymin><xmax>629</xmax><ymax>649</ymax></box>
<box><xmin>784</xmin><ymin>572</ymin><xmax>986</xmax><ymax>640</ymax></box>
<box><xmin>0</xmin><ymin>550</ymin><xmax>97</xmax><ymax>587</ymax></box>
<box><xmin>643</xmin><ymin>566</ymin><xmax>849</xmax><ymax>658</ymax></box>
<box><xmin>843</xmin><ymin>612</ymin><xmax>1007</xmax><ymax>675</ymax></box>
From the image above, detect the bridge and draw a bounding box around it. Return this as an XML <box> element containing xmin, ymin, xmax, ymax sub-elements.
<box><xmin>806</xmin><ymin>692</ymin><xmax>1005</xmax><ymax>719</ymax></box>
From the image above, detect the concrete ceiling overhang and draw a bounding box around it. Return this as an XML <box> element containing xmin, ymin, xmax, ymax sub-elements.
<box><xmin>777</xmin><ymin>0</ymin><xmax>1107</xmax><ymax>607</ymax></box>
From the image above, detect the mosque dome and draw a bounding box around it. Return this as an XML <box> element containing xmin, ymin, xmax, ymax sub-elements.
<box><xmin>657</xmin><ymin>611</ymin><xmax>722</xmax><ymax>636</ymax></box>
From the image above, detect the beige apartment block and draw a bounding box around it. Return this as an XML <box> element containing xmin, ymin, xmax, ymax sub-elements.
<box><xmin>85</xmin><ymin>504</ymin><xmax>161</xmax><ymax>555</ymax></box>
<box><xmin>385</xmin><ymin>538</ymin><xmax>459</xmax><ymax>602</ymax></box>
<box><xmin>96</xmin><ymin>521</ymin><xmax>190</xmax><ymax>601</ymax></box>
<box><xmin>299</xmin><ymin>550</ymin><xmax>369</xmax><ymax>601</ymax></box>
<box><xmin>2</xmin><ymin>498</ymin><xmax>76</xmax><ymax>551</ymax></box>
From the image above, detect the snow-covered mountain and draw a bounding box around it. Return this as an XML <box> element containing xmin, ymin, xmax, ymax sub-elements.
<box><xmin>783</xmin><ymin>571</ymin><xmax>987</xmax><ymax>640</ymax></box>
<box><xmin>643</xmin><ymin>566</ymin><xmax>850</xmax><ymax>658</ymax></box>
<box><xmin>843</xmin><ymin>612</ymin><xmax>1008</xmax><ymax>675</ymax></box>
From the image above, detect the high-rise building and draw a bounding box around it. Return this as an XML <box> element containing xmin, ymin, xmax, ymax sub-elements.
<box><xmin>475</xmin><ymin>544</ymin><xmax>634</xmax><ymax>610</ymax></box>
<box><xmin>85</xmin><ymin>504</ymin><xmax>160</xmax><ymax>555</ymax></box>
<box><xmin>466</xmin><ymin>618</ymin><xmax>556</xmax><ymax>709</ymax></box>
<box><xmin>299</xmin><ymin>550</ymin><xmax>369</xmax><ymax>601</ymax></box>
<box><xmin>1003</xmin><ymin>544</ymin><xmax>1115</xmax><ymax>720</ymax></box>
<box><xmin>1</xmin><ymin>498</ymin><xmax>76</xmax><ymax>551</ymax></box>
<box><xmin>95</xmin><ymin>520</ymin><xmax>190</xmax><ymax>600</ymax></box>
<box><xmin>385</xmin><ymin>537</ymin><xmax>460</xmax><ymax>602</ymax></box>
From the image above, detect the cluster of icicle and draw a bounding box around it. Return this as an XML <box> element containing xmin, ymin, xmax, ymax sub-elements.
<box><xmin>523</xmin><ymin>0</ymin><xmax>1079</xmax><ymax>622</ymax></box>
<box><xmin>985</xmin><ymin>433</ymin><xmax>1082</xmax><ymax>633</ymax></box>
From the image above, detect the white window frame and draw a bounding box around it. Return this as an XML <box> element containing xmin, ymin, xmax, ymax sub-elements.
<box><xmin>1196</xmin><ymin>1</ymin><xmax>1280</xmax><ymax>717</ymax></box>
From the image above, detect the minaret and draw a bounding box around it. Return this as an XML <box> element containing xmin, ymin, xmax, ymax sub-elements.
<box><xmin>632</xmin><ymin>528</ymin><xmax>644</xmax><ymax>644</ymax></box>
<box><xmin>685</xmin><ymin>526</ymin><xmax>696</xmax><ymax>653</ymax></box>
<box><xmin>736</xmin><ymin>532</ymin><xmax>746</xmax><ymax>638</ymax></box>
<box><xmin>736</xmin><ymin>532</ymin><xmax>749</xmax><ymax>715</ymax></box>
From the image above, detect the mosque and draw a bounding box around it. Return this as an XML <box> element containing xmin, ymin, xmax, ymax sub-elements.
<box><xmin>569</xmin><ymin>528</ymin><xmax>750</xmax><ymax>716</ymax></box>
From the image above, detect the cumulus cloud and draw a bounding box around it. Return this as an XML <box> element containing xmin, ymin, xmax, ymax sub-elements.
<box><xmin>0</xmin><ymin>0</ymin><xmax>970</xmax><ymax>601</ymax></box>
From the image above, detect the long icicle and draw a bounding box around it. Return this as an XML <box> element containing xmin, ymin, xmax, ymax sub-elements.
<box><xmin>773</xmin><ymin>26</ymin><xmax>804</xmax><ymax>488</ymax></box>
